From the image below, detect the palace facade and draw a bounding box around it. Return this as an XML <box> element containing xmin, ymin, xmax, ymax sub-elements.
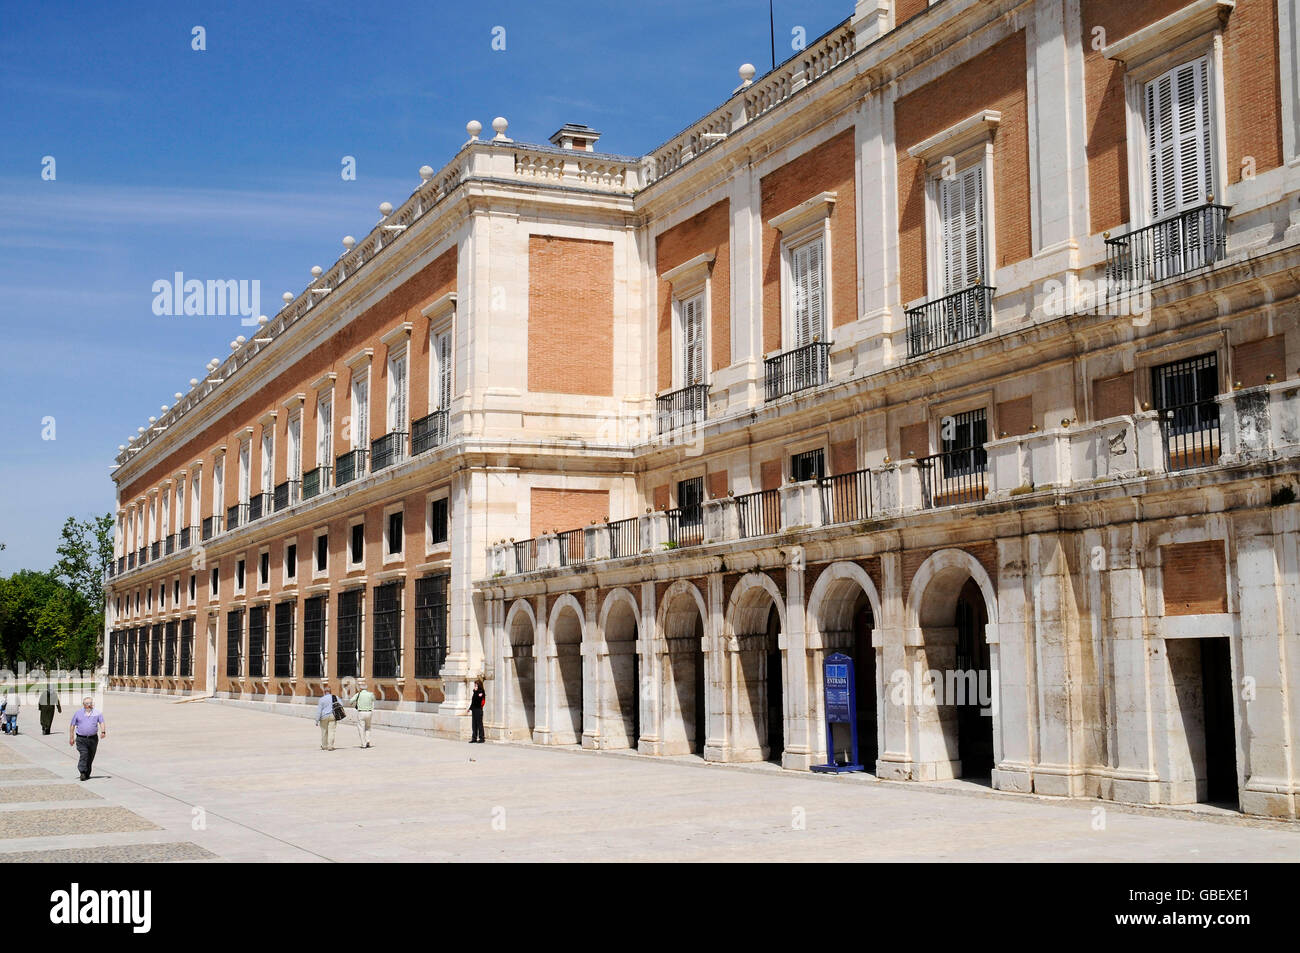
<box><xmin>106</xmin><ymin>0</ymin><xmax>1300</xmax><ymax>817</ymax></box>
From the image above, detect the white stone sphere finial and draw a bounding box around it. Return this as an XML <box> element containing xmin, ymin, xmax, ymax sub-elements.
<box><xmin>137</xmin><ymin>426</ymin><xmax>146</xmax><ymax>434</ymax></box>
<box><xmin>118</xmin><ymin>444</ymin><xmax>125</xmax><ymax>451</ymax></box>
<box><xmin>235</xmin><ymin>335</ymin><xmax>246</xmax><ymax>345</ymax></box>
<box><xmin>467</xmin><ymin>119</ymin><xmax>482</xmax><ymax>140</ymax></box>
<box><xmin>419</xmin><ymin>165</ymin><xmax>434</xmax><ymax>181</ymax></box>
<box><xmin>190</xmin><ymin>378</ymin><xmax>199</xmax><ymax>387</ymax></box>
<box><xmin>379</xmin><ymin>201</ymin><xmax>393</xmax><ymax>217</ymax></box>
<box><xmin>230</xmin><ymin>340</ymin><xmax>239</xmax><ymax>350</ymax></box>
<box><xmin>739</xmin><ymin>63</ymin><xmax>756</xmax><ymax>85</ymax></box>
<box><xmin>343</xmin><ymin>235</ymin><xmax>355</xmax><ymax>250</ymax></box>
<box><xmin>174</xmin><ymin>392</ymin><xmax>183</xmax><ymax>400</ymax></box>
<box><xmin>311</xmin><ymin>265</ymin><xmax>323</xmax><ymax>278</ymax></box>
<box><xmin>257</xmin><ymin>315</ymin><xmax>268</xmax><ymax>326</ymax></box>
<box><xmin>282</xmin><ymin>292</ymin><xmax>293</xmax><ymax>304</ymax></box>
<box><xmin>160</xmin><ymin>405</ymin><xmax>169</xmax><ymax>412</ymax></box>
<box><xmin>148</xmin><ymin>416</ymin><xmax>157</xmax><ymax>424</ymax></box>
<box><xmin>491</xmin><ymin>116</ymin><xmax>509</xmax><ymax>140</ymax></box>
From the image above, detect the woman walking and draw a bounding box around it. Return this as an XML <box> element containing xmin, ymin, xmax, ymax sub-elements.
<box><xmin>468</xmin><ymin>679</ymin><xmax>486</xmax><ymax>743</ymax></box>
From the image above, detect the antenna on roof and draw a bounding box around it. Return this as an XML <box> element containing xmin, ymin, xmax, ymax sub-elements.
<box><xmin>769</xmin><ymin>0</ymin><xmax>776</xmax><ymax>71</ymax></box>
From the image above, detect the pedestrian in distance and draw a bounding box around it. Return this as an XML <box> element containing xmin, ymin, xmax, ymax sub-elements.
<box><xmin>350</xmin><ymin>680</ymin><xmax>375</xmax><ymax>748</ymax></box>
<box><xmin>38</xmin><ymin>681</ymin><xmax>62</xmax><ymax>735</ymax></box>
<box><xmin>468</xmin><ymin>679</ymin><xmax>486</xmax><ymax>743</ymax></box>
<box><xmin>68</xmin><ymin>697</ymin><xmax>106</xmax><ymax>780</ymax></box>
<box><xmin>316</xmin><ymin>682</ymin><xmax>342</xmax><ymax>751</ymax></box>
<box><xmin>2</xmin><ymin>685</ymin><xmax>20</xmax><ymax>735</ymax></box>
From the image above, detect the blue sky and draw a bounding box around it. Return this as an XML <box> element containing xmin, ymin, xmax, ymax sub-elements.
<box><xmin>0</xmin><ymin>0</ymin><xmax>851</xmax><ymax>574</ymax></box>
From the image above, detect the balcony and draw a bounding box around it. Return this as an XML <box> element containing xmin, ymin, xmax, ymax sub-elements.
<box><xmin>274</xmin><ymin>480</ymin><xmax>300</xmax><ymax>512</ymax></box>
<box><xmin>227</xmin><ymin>503</ymin><xmax>248</xmax><ymax>531</ymax></box>
<box><xmin>905</xmin><ymin>285</ymin><xmax>994</xmax><ymax>358</ymax></box>
<box><xmin>666</xmin><ymin>507</ymin><xmax>704</xmax><ymax>547</ymax></box>
<box><xmin>1159</xmin><ymin>399</ymin><xmax>1220</xmax><ymax>473</ymax></box>
<box><xmin>1105</xmin><ymin>203</ymin><xmax>1229</xmax><ymax>288</ymax></box>
<box><xmin>137</xmin><ymin>546</ymin><xmax>146</xmax><ymax>565</ymax></box>
<box><xmin>819</xmin><ymin>468</ymin><xmax>872</xmax><ymax>524</ymax></box>
<box><xmin>605</xmin><ymin>517</ymin><xmax>640</xmax><ymax>559</ymax></box>
<box><xmin>117</xmin><ymin>556</ymin><xmax>125</xmax><ymax>575</ymax></box>
<box><xmin>149</xmin><ymin>542</ymin><xmax>160</xmax><ymax>561</ymax></box>
<box><xmin>735</xmin><ymin>489</ymin><xmax>780</xmax><ymax>539</ymax></box>
<box><xmin>179</xmin><ymin>527</ymin><xmax>191</xmax><ymax>550</ymax></box>
<box><xmin>302</xmin><ymin>466</ymin><xmax>331</xmax><ymax>501</ymax></box>
<box><xmin>248</xmin><ymin>492</ymin><xmax>270</xmax><ymax>522</ymax></box>
<box><xmin>556</xmin><ymin>529</ymin><xmax>586</xmax><ymax>568</ymax></box>
<box><xmin>202</xmin><ymin>515</ymin><xmax>221</xmax><ymax>541</ymax></box>
<box><xmin>164</xmin><ymin>534</ymin><xmax>175</xmax><ymax>556</ymax></box>
<box><xmin>335</xmin><ymin>449</ymin><xmax>368</xmax><ymax>487</ymax></box>
<box><xmin>411</xmin><ymin>411</ymin><xmax>448</xmax><ymax>455</ymax></box>
<box><xmin>916</xmin><ymin>447</ymin><xmax>989</xmax><ymax>508</ymax></box>
<box><xmin>128</xmin><ymin>552</ymin><xmax>136</xmax><ymax>570</ymax></box>
<box><xmin>656</xmin><ymin>384</ymin><xmax>709</xmax><ymax>434</ymax></box>
<box><xmin>512</xmin><ymin>538</ymin><xmax>537</xmax><ymax>574</ymax></box>
<box><xmin>765</xmin><ymin>341</ymin><xmax>830</xmax><ymax>401</ymax></box>
<box><xmin>371</xmin><ymin>431</ymin><xmax>407</xmax><ymax>472</ymax></box>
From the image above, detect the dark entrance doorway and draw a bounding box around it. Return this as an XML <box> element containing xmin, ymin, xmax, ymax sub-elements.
<box><xmin>852</xmin><ymin>600</ymin><xmax>878</xmax><ymax>769</ymax></box>
<box><xmin>693</xmin><ymin>634</ymin><xmax>706</xmax><ymax>755</ymax></box>
<box><xmin>765</xmin><ymin>604</ymin><xmax>784</xmax><ymax>763</ymax></box>
<box><xmin>1200</xmin><ymin>638</ymin><xmax>1238</xmax><ymax>806</ymax></box>
<box><xmin>954</xmin><ymin>578</ymin><xmax>993</xmax><ymax>778</ymax></box>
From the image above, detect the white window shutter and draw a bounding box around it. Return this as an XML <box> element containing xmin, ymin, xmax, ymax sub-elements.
<box><xmin>437</xmin><ymin>332</ymin><xmax>452</xmax><ymax>410</ymax></box>
<box><xmin>1146</xmin><ymin>56</ymin><xmax>1212</xmax><ymax>219</ymax></box>
<box><xmin>940</xmin><ymin>166</ymin><xmax>984</xmax><ymax>295</ymax></box>
<box><xmin>806</xmin><ymin>238</ymin><xmax>825</xmax><ymax>342</ymax></box>
<box><xmin>681</xmin><ymin>295</ymin><xmax>704</xmax><ymax>385</ymax></box>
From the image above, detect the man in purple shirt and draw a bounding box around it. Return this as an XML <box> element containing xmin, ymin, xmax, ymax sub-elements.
<box><xmin>68</xmin><ymin>697</ymin><xmax>106</xmax><ymax>781</ymax></box>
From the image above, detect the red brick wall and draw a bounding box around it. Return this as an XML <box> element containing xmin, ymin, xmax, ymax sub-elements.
<box><xmin>528</xmin><ymin>235</ymin><xmax>614</xmax><ymax>396</ymax></box>
<box><xmin>1092</xmin><ymin>372</ymin><xmax>1135</xmax><ymax>420</ymax></box>
<box><xmin>759</xmin><ymin>128</ymin><xmax>858</xmax><ymax>353</ymax></box>
<box><xmin>530</xmin><ymin>488</ymin><xmax>610</xmax><ymax>538</ymax></box>
<box><xmin>895</xmin><ymin>31</ymin><xmax>1030</xmax><ymax>304</ymax></box>
<box><xmin>707</xmin><ymin>469</ymin><xmax>729</xmax><ymax>500</ymax></box>
<box><xmin>996</xmin><ymin>397</ymin><xmax>1034</xmax><ymax>438</ymax></box>
<box><xmin>760</xmin><ymin>459</ymin><xmax>782</xmax><ymax>491</ymax></box>
<box><xmin>1162</xmin><ymin>540</ymin><xmax>1228</xmax><ymax>615</ymax></box>
<box><xmin>1233</xmin><ymin>333</ymin><xmax>1286</xmax><ymax>387</ymax></box>
<box><xmin>830</xmin><ymin>438</ymin><xmax>857</xmax><ymax>475</ymax></box>
<box><xmin>896</xmin><ymin>0</ymin><xmax>928</xmax><ymax>24</ymax></box>
<box><xmin>655</xmin><ymin>201</ymin><xmax>731</xmax><ymax>390</ymax></box>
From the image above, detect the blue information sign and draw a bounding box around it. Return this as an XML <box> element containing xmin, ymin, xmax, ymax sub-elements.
<box><xmin>811</xmin><ymin>652</ymin><xmax>864</xmax><ymax>773</ymax></box>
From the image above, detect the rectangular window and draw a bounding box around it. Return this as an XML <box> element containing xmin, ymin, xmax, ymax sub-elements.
<box><xmin>212</xmin><ymin>459</ymin><xmax>224</xmax><ymax>517</ymax></box>
<box><xmin>430</xmin><ymin>497</ymin><xmax>449</xmax><ymax>546</ymax></box>
<box><xmin>287</xmin><ymin>414</ymin><xmax>302</xmax><ymax>484</ymax></box>
<box><xmin>137</xmin><ymin>627</ymin><xmax>148</xmax><ymax>677</ymax></box>
<box><xmin>238</xmin><ymin>441</ymin><xmax>251</xmax><ymax>504</ymax></box>
<box><xmin>351</xmin><ymin>523</ymin><xmax>364</xmax><ymax>564</ymax></box>
<box><xmin>387</xmin><ymin>346</ymin><xmax>409</xmax><ymax>433</ymax></box>
<box><xmin>372</xmin><ymin>582</ymin><xmax>402</xmax><ymax>678</ymax></box>
<box><xmin>790</xmin><ymin>237</ymin><xmax>826</xmax><ymax>345</ymax></box>
<box><xmin>317</xmin><ymin>395</ymin><xmax>333</xmax><ymax>466</ymax></box>
<box><xmin>315</xmin><ymin>532</ymin><xmax>328</xmax><ymax>573</ymax></box>
<box><xmin>164</xmin><ymin>621</ymin><xmax>177</xmax><ymax>677</ymax></box>
<box><xmin>211</xmin><ymin>566</ymin><xmax>219</xmax><ymax>597</ymax></box>
<box><xmin>1145</xmin><ymin>57</ymin><xmax>1213</xmax><ymax>220</ymax></box>
<box><xmin>260</xmin><ymin>430</ymin><xmax>274</xmax><ymax>496</ymax></box>
<box><xmin>941</xmin><ymin>409</ymin><xmax>989</xmax><ymax>478</ymax></box>
<box><xmin>352</xmin><ymin>374</ymin><xmax>369</xmax><ymax>450</ymax></box>
<box><xmin>677</xmin><ymin>476</ymin><xmax>704</xmax><ymax>527</ymax></box>
<box><xmin>1153</xmin><ymin>353</ymin><xmax>1220</xmax><ymax>470</ymax></box>
<box><xmin>679</xmin><ymin>293</ymin><xmax>705</xmax><ymax>386</ymax></box>
<box><xmin>226</xmin><ymin>609</ymin><xmax>244</xmax><ymax>678</ymax></box>
<box><xmin>286</xmin><ymin>543</ymin><xmax>297</xmax><ymax>580</ymax></box>
<box><xmin>387</xmin><ymin>511</ymin><xmax>404</xmax><ymax>556</ymax></box>
<box><xmin>274</xmin><ymin>601</ymin><xmax>295</xmax><ymax>677</ymax></box>
<box><xmin>303</xmin><ymin>595</ymin><xmax>326</xmax><ymax>678</ymax></box>
<box><xmin>180</xmin><ymin>619</ymin><xmax>194</xmax><ymax>677</ymax></box>
<box><xmin>150</xmin><ymin>624</ymin><xmax>162</xmax><ymax>676</ymax></box>
<box><xmin>188</xmin><ymin>574</ymin><xmax>195</xmax><ymax>602</ymax></box>
<box><xmin>940</xmin><ymin>165</ymin><xmax>985</xmax><ymax>295</ymax></box>
<box><xmin>173</xmin><ymin>579</ymin><xmax>180</xmax><ymax>605</ymax></box>
<box><xmin>336</xmin><ymin>589</ymin><xmax>362</xmax><ymax>678</ymax></box>
<box><xmin>248</xmin><ymin>606</ymin><xmax>267</xmax><ymax>678</ymax></box>
<box><xmin>236</xmin><ymin>558</ymin><xmax>246</xmax><ymax>592</ymax></box>
<box><xmin>791</xmin><ymin>448</ymin><xmax>825</xmax><ymax>483</ymax></box>
<box><xmin>434</xmin><ymin>330</ymin><xmax>453</xmax><ymax>410</ymax></box>
<box><xmin>259</xmin><ymin>551</ymin><xmax>269</xmax><ymax>586</ymax></box>
<box><xmin>414</xmin><ymin>574</ymin><xmax>448</xmax><ymax>678</ymax></box>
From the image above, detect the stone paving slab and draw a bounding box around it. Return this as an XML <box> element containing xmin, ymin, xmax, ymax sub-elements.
<box><xmin>0</xmin><ymin>746</ymin><xmax>31</xmax><ymax>764</ymax></box>
<box><xmin>0</xmin><ymin>784</ymin><xmax>101</xmax><ymax>803</ymax></box>
<box><xmin>0</xmin><ymin>807</ymin><xmax>159</xmax><ymax>840</ymax></box>
<box><xmin>0</xmin><ymin>768</ymin><xmax>56</xmax><ymax>780</ymax></box>
<box><xmin>0</xmin><ymin>841</ymin><xmax>216</xmax><ymax>863</ymax></box>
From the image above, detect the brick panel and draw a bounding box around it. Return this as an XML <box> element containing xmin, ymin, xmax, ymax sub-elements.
<box><xmin>530</xmin><ymin>488</ymin><xmax>609</xmax><ymax>538</ymax></box>
<box><xmin>760</xmin><ymin>128</ymin><xmax>858</xmax><ymax>353</ymax></box>
<box><xmin>1162</xmin><ymin>540</ymin><xmax>1228</xmax><ymax>615</ymax></box>
<box><xmin>996</xmin><ymin>397</ymin><xmax>1034</xmax><ymax>438</ymax></box>
<box><xmin>707</xmin><ymin>469</ymin><xmax>729</xmax><ymax>501</ymax></box>
<box><xmin>1222</xmin><ymin>0</ymin><xmax>1283</xmax><ymax>182</ymax></box>
<box><xmin>896</xmin><ymin>32</ymin><xmax>1030</xmax><ymax>304</ymax></box>
<box><xmin>528</xmin><ymin>235</ymin><xmax>614</xmax><ymax>396</ymax></box>
<box><xmin>830</xmin><ymin>438</ymin><xmax>857</xmax><ymax>475</ymax></box>
<box><xmin>1092</xmin><ymin>371</ymin><xmax>1134</xmax><ymax>420</ymax></box>
<box><xmin>656</xmin><ymin>201</ymin><xmax>731</xmax><ymax>389</ymax></box>
<box><xmin>652</xmin><ymin>485</ymin><xmax>669</xmax><ymax>511</ymax></box>
<box><xmin>900</xmin><ymin>422</ymin><xmax>929</xmax><ymax>460</ymax></box>
<box><xmin>760</xmin><ymin>459</ymin><xmax>782</xmax><ymax>491</ymax></box>
<box><xmin>896</xmin><ymin>0</ymin><xmax>928</xmax><ymax>23</ymax></box>
<box><xmin>1232</xmin><ymin>333</ymin><xmax>1286</xmax><ymax>388</ymax></box>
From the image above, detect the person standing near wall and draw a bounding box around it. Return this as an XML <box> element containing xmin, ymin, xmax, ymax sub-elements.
<box><xmin>468</xmin><ymin>679</ymin><xmax>486</xmax><ymax>743</ymax></box>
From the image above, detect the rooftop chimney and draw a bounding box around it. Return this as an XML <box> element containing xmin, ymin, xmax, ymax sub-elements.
<box><xmin>549</xmin><ymin>123</ymin><xmax>602</xmax><ymax>152</ymax></box>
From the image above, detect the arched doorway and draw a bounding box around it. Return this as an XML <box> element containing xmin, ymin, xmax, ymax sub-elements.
<box><xmin>908</xmin><ymin>551</ymin><xmax>999</xmax><ymax>782</ymax></box>
<box><xmin>550</xmin><ymin>602</ymin><xmax>584</xmax><ymax>745</ymax></box>
<box><xmin>505</xmin><ymin>602</ymin><xmax>536</xmax><ymax>741</ymax></box>
<box><xmin>600</xmin><ymin>593</ymin><xmax>639</xmax><ymax>750</ymax></box>
<box><xmin>660</xmin><ymin>584</ymin><xmax>707</xmax><ymax>756</ymax></box>
<box><xmin>726</xmin><ymin>575</ymin><xmax>785</xmax><ymax>764</ymax></box>
<box><xmin>807</xmin><ymin>564</ymin><xmax>881</xmax><ymax>772</ymax></box>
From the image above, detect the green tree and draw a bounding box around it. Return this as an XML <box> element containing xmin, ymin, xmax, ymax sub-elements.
<box><xmin>0</xmin><ymin>570</ymin><xmax>61</xmax><ymax>669</ymax></box>
<box><xmin>53</xmin><ymin>514</ymin><xmax>112</xmax><ymax>609</ymax></box>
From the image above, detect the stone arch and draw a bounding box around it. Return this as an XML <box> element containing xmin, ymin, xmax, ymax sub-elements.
<box><xmin>599</xmin><ymin>587</ymin><xmax>640</xmax><ymax>641</ymax></box>
<box><xmin>656</xmin><ymin>579</ymin><xmax>708</xmax><ymax>640</ymax></box>
<box><xmin>501</xmin><ymin>598</ymin><xmax>537</xmax><ymax>741</ymax></box>
<box><xmin>723</xmin><ymin>572</ymin><xmax>786</xmax><ymax>763</ymax></box>
<box><xmin>905</xmin><ymin>549</ymin><xmax>998</xmax><ymax>632</ymax></box>
<box><xmin>653</xmin><ymin>579</ymin><xmax>709</xmax><ymax>757</ymax></box>
<box><xmin>596</xmin><ymin>588</ymin><xmax>640</xmax><ymax>750</ymax></box>
<box><xmin>547</xmin><ymin>592</ymin><xmax>585</xmax><ymax>745</ymax></box>
<box><xmin>505</xmin><ymin>598</ymin><xmax>536</xmax><ymax>643</ymax></box>
<box><xmin>548</xmin><ymin>592</ymin><xmax>586</xmax><ymax>645</ymax></box>
<box><xmin>805</xmin><ymin>561</ymin><xmax>882</xmax><ymax>645</ymax></box>
<box><xmin>724</xmin><ymin>572</ymin><xmax>786</xmax><ymax>643</ymax></box>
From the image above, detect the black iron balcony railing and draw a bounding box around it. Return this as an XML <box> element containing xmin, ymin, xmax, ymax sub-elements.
<box><xmin>656</xmin><ymin>383</ymin><xmax>709</xmax><ymax>434</ymax></box>
<box><xmin>127</xmin><ymin>552</ymin><xmax>136</xmax><ymax>570</ymax></box>
<box><xmin>202</xmin><ymin>515</ymin><xmax>220</xmax><ymax>541</ymax></box>
<box><xmin>371</xmin><ymin>431</ymin><xmax>407</xmax><ymax>472</ymax></box>
<box><xmin>248</xmin><ymin>492</ymin><xmax>270</xmax><ymax>522</ymax></box>
<box><xmin>227</xmin><ymin>503</ymin><xmax>248</xmax><ymax>531</ymax></box>
<box><xmin>149</xmin><ymin>541</ymin><xmax>160</xmax><ymax>561</ymax></box>
<box><xmin>557</xmin><ymin>529</ymin><xmax>586</xmax><ymax>568</ymax></box>
<box><xmin>164</xmin><ymin>534</ymin><xmax>175</xmax><ymax>556</ymax></box>
<box><xmin>335</xmin><ymin>449</ymin><xmax>368</xmax><ymax>487</ymax></box>
<box><xmin>274</xmin><ymin>480</ymin><xmax>300</xmax><ymax>512</ymax></box>
<box><xmin>606</xmin><ymin>517</ymin><xmax>639</xmax><ymax>559</ymax></box>
<box><xmin>411</xmin><ymin>411</ymin><xmax>449</xmax><ymax>455</ymax></box>
<box><xmin>820</xmin><ymin>468</ymin><xmax>872</xmax><ymax>525</ymax></box>
<box><xmin>765</xmin><ymin>341</ymin><xmax>830</xmax><ymax>401</ymax></box>
<box><xmin>1159</xmin><ymin>399</ymin><xmax>1221</xmax><ymax>472</ymax></box>
<box><xmin>906</xmin><ymin>284</ymin><xmax>994</xmax><ymax>358</ymax></box>
<box><xmin>916</xmin><ymin>447</ymin><xmax>988</xmax><ymax>509</ymax></box>
<box><xmin>1105</xmin><ymin>203</ymin><xmax>1229</xmax><ymax>288</ymax></box>
<box><xmin>179</xmin><ymin>526</ymin><xmax>191</xmax><ymax>550</ymax></box>
<box><xmin>117</xmin><ymin>556</ymin><xmax>125</xmax><ymax>574</ymax></box>
<box><xmin>666</xmin><ymin>506</ymin><xmax>704</xmax><ymax>547</ymax></box>
<box><xmin>137</xmin><ymin>546</ymin><xmax>146</xmax><ymax>565</ymax></box>
<box><xmin>301</xmin><ymin>466</ymin><xmax>331</xmax><ymax>500</ymax></box>
<box><xmin>513</xmin><ymin>538</ymin><xmax>537</xmax><ymax>574</ymax></box>
<box><xmin>736</xmin><ymin>489</ymin><xmax>781</xmax><ymax>538</ymax></box>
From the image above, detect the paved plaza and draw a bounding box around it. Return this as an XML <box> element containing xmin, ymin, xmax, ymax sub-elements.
<box><xmin>0</xmin><ymin>693</ymin><xmax>1295</xmax><ymax>862</ymax></box>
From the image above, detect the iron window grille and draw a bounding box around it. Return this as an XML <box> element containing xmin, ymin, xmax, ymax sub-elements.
<box><xmin>656</xmin><ymin>383</ymin><xmax>709</xmax><ymax>434</ymax></box>
<box><xmin>411</xmin><ymin>411</ymin><xmax>449</xmax><ymax>455</ymax></box>
<box><xmin>274</xmin><ymin>480</ymin><xmax>300</xmax><ymax>512</ymax></box>
<box><xmin>248</xmin><ymin>606</ymin><xmax>267</xmax><ymax>678</ymax></box>
<box><xmin>371</xmin><ymin>582</ymin><xmax>402</xmax><ymax>678</ymax></box>
<box><xmin>606</xmin><ymin>517</ymin><xmax>639</xmax><ymax>559</ymax></box>
<box><xmin>226</xmin><ymin>610</ymin><xmax>243</xmax><ymax>678</ymax></box>
<box><xmin>136</xmin><ymin>628</ymin><xmax>147</xmax><ymax>677</ymax></box>
<box><xmin>149</xmin><ymin>625</ymin><xmax>162</xmax><ymax>677</ymax></box>
<box><xmin>904</xmin><ymin>285</ymin><xmax>995</xmax><ymax>358</ymax></box>
<box><xmin>302</xmin><ymin>466</ymin><xmax>331</xmax><ymax>500</ymax></box>
<box><xmin>274</xmin><ymin>601</ymin><xmax>295</xmax><ymax>678</ymax></box>
<box><xmin>414</xmin><ymin>575</ymin><xmax>448</xmax><ymax>679</ymax></box>
<box><xmin>164</xmin><ymin>621</ymin><xmax>177</xmax><ymax>677</ymax></box>
<box><xmin>336</xmin><ymin>589</ymin><xmax>363</xmax><ymax>679</ymax></box>
<box><xmin>820</xmin><ymin>468</ymin><xmax>872</xmax><ymax>524</ymax></box>
<box><xmin>302</xmin><ymin>596</ymin><xmax>327</xmax><ymax>679</ymax></box>
<box><xmin>430</xmin><ymin>497</ymin><xmax>449</xmax><ymax>545</ymax></box>
<box><xmin>764</xmin><ymin>341</ymin><xmax>831</xmax><ymax>401</ymax></box>
<box><xmin>791</xmin><ymin>448</ymin><xmax>825</xmax><ymax>482</ymax></box>
<box><xmin>180</xmin><ymin>619</ymin><xmax>194</xmax><ymax>677</ymax></box>
<box><xmin>736</xmin><ymin>489</ymin><xmax>781</xmax><ymax>538</ymax></box>
<box><xmin>1153</xmin><ymin>353</ymin><xmax>1220</xmax><ymax>471</ymax></box>
<box><xmin>335</xmin><ymin>448</ymin><xmax>368</xmax><ymax>487</ymax></box>
<box><xmin>371</xmin><ymin>431</ymin><xmax>407</xmax><ymax>472</ymax></box>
